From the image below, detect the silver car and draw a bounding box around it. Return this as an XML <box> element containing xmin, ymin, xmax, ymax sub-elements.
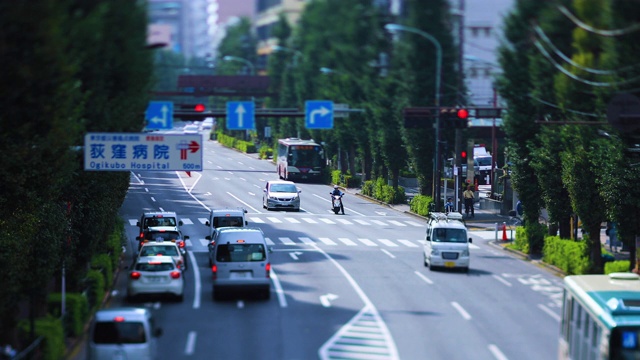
<box><xmin>208</xmin><ymin>227</ymin><xmax>272</xmax><ymax>300</ymax></box>
<box><xmin>262</xmin><ymin>180</ymin><xmax>301</xmax><ymax>211</ymax></box>
<box><xmin>127</xmin><ymin>256</ymin><xmax>184</xmax><ymax>301</ymax></box>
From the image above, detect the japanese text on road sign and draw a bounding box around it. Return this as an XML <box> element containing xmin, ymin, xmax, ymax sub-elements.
<box><xmin>84</xmin><ymin>133</ymin><xmax>203</xmax><ymax>172</ymax></box>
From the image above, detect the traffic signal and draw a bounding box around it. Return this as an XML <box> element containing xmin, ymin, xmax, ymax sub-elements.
<box><xmin>439</xmin><ymin>108</ymin><xmax>469</xmax><ymax>129</ymax></box>
<box><xmin>175</xmin><ymin>103</ymin><xmax>208</xmax><ymax>120</ymax></box>
<box><xmin>194</xmin><ymin>103</ymin><xmax>205</xmax><ymax>112</ymax></box>
<box><xmin>460</xmin><ymin>150</ymin><xmax>467</xmax><ymax>162</ymax></box>
<box><xmin>454</xmin><ymin>108</ymin><xmax>469</xmax><ymax>128</ymax></box>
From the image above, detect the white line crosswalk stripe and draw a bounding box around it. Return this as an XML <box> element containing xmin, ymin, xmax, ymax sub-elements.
<box><xmin>129</xmin><ymin>219</ymin><xmax>138</xmax><ymax>226</ymax></box>
<box><xmin>357</xmin><ymin>238</ymin><xmax>378</xmax><ymax>246</ymax></box>
<box><xmin>284</xmin><ymin>217</ymin><xmax>300</xmax><ymax>224</ymax></box>
<box><xmin>265</xmin><ymin>237</ymin><xmax>275</xmax><ymax>246</ymax></box>
<box><xmin>299</xmin><ymin>237</ymin><xmax>315</xmax><ymax>245</ymax></box>
<box><xmin>398</xmin><ymin>239</ymin><xmax>419</xmax><ymax>247</ymax></box>
<box><xmin>338</xmin><ymin>238</ymin><xmax>357</xmax><ymax>246</ymax></box>
<box><xmin>405</xmin><ymin>221</ymin><xmax>423</xmax><ymax>227</ymax></box>
<box><xmin>301</xmin><ymin>218</ymin><xmax>318</xmax><ymax>224</ymax></box>
<box><xmin>336</xmin><ymin>219</ymin><xmax>353</xmax><ymax>225</ymax></box>
<box><xmin>388</xmin><ymin>220</ymin><xmax>406</xmax><ymax>227</ymax></box>
<box><xmin>370</xmin><ymin>220</ymin><xmax>387</xmax><ymax>226</ymax></box>
<box><xmin>353</xmin><ymin>219</ymin><xmax>371</xmax><ymax>226</ymax></box>
<box><xmin>249</xmin><ymin>217</ymin><xmax>265</xmax><ymax>223</ymax></box>
<box><xmin>198</xmin><ymin>239</ymin><xmax>209</xmax><ymax>247</ymax></box>
<box><xmin>279</xmin><ymin>237</ymin><xmax>295</xmax><ymax>245</ymax></box>
<box><xmin>318</xmin><ymin>237</ymin><xmax>337</xmax><ymax>245</ymax></box>
<box><xmin>181</xmin><ymin>218</ymin><xmax>194</xmax><ymax>225</ymax></box>
<box><xmin>267</xmin><ymin>217</ymin><xmax>282</xmax><ymax>223</ymax></box>
<box><xmin>198</xmin><ymin>218</ymin><xmax>209</xmax><ymax>225</ymax></box>
<box><xmin>319</xmin><ymin>218</ymin><xmax>336</xmax><ymax>224</ymax></box>
<box><xmin>378</xmin><ymin>239</ymin><xmax>398</xmax><ymax>247</ymax></box>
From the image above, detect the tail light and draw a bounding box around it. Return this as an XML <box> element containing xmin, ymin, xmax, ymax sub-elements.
<box><xmin>170</xmin><ymin>271</ymin><xmax>181</xmax><ymax>279</ymax></box>
<box><xmin>139</xmin><ymin>232</ymin><xmax>144</xmax><ymax>239</ymax></box>
<box><xmin>265</xmin><ymin>262</ymin><xmax>271</xmax><ymax>278</ymax></box>
<box><xmin>130</xmin><ymin>272</ymin><xmax>141</xmax><ymax>280</ymax></box>
<box><xmin>211</xmin><ymin>265</ymin><xmax>217</xmax><ymax>280</ymax></box>
<box><xmin>178</xmin><ymin>241</ymin><xmax>185</xmax><ymax>248</ymax></box>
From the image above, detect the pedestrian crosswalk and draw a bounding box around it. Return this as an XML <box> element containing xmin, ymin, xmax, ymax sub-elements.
<box><xmin>127</xmin><ymin>216</ymin><xmax>426</xmax><ymax>228</ymax></box>
<box><xmin>185</xmin><ymin>236</ymin><xmax>481</xmax><ymax>250</ymax></box>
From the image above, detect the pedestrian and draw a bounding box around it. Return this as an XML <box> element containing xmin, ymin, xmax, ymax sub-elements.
<box><xmin>444</xmin><ymin>197</ymin><xmax>454</xmax><ymax>214</ymax></box>
<box><xmin>606</xmin><ymin>222</ymin><xmax>618</xmax><ymax>252</ymax></box>
<box><xmin>463</xmin><ymin>185</ymin><xmax>474</xmax><ymax>218</ymax></box>
<box><xmin>516</xmin><ymin>200</ymin><xmax>523</xmax><ymax>217</ymax></box>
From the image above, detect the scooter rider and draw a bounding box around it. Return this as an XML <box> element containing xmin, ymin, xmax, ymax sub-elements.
<box><xmin>332</xmin><ymin>185</ymin><xmax>345</xmax><ymax>215</ymax></box>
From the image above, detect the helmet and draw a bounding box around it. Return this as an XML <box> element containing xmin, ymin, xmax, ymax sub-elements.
<box><xmin>334</xmin><ymin>185</ymin><xmax>339</xmax><ymax>189</ymax></box>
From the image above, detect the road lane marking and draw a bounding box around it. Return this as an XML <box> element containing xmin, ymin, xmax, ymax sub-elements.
<box><xmin>538</xmin><ymin>304</ymin><xmax>561</xmax><ymax>322</ymax></box>
<box><xmin>493</xmin><ymin>275</ymin><xmax>512</xmax><ymax>287</ymax></box>
<box><xmin>279</xmin><ymin>237</ymin><xmax>295</xmax><ymax>245</ymax></box>
<box><xmin>381</xmin><ymin>249</ymin><xmax>395</xmax><ymax>258</ymax></box>
<box><xmin>336</xmin><ymin>219</ymin><xmax>353</xmax><ymax>225</ymax></box>
<box><xmin>284</xmin><ymin>217</ymin><xmax>300</xmax><ymax>224</ymax></box>
<box><xmin>388</xmin><ymin>220</ymin><xmax>406</xmax><ymax>226</ymax></box>
<box><xmin>337</xmin><ymin>238</ymin><xmax>357</xmax><ymax>246</ymax></box>
<box><xmin>378</xmin><ymin>239</ymin><xmax>398</xmax><ymax>247</ymax></box>
<box><xmin>265</xmin><ymin>237</ymin><xmax>275</xmax><ymax>246</ymax></box>
<box><xmin>319</xmin><ymin>218</ymin><xmax>336</xmax><ymax>224</ymax></box>
<box><xmin>249</xmin><ymin>217</ymin><xmax>265</xmax><ymax>223</ymax></box>
<box><xmin>302</xmin><ymin>218</ymin><xmax>318</xmax><ymax>224</ymax></box>
<box><xmin>186</xmin><ymin>250</ymin><xmax>202</xmax><ymax>310</ymax></box>
<box><xmin>299</xmin><ymin>237</ymin><xmax>315</xmax><ymax>245</ymax></box>
<box><xmin>184</xmin><ymin>331</ymin><xmax>196</xmax><ymax>355</ymax></box>
<box><xmin>451</xmin><ymin>302</ymin><xmax>472</xmax><ymax>320</ymax></box>
<box><xmin>488</xmin><ymin>344</ymin><xmax>509</xmax><ymax>360</ymax></box>
<box><xmin>270</xmin><ymin>269</ymin><xmax>287</xmax><ymax>308</ymax></box>
<box><xmin>353</xmin><ymin>219</ymin><xmax>371</xmax><ymax>225</ymax></box>
<box><xmin>414</xmin><ymin>271</ymin><xmax>433</xmax><ymax>284</ymax></box>
<box><xmin>267</xmin><ymin>217</ymin><xmax>282</xmax><ymax>223</ymax></box>
<box><xmin>398</xmin><ymin>239</ymin><xmax>418</xmax><ymax>247</ymax></box>
<box><xmin>370</xmin><ymin>220</ymin><xmax>387</xmax><ymax>226</ymax></box>
<box><xmin>357</xmin><ymin>238</ymin><xmax>377</xmax><ymax>246</ymax></box>
<box><xmin>318</xmin><ymin>237</ymin><xmax>337</xmax><ymax>245</ymax></box>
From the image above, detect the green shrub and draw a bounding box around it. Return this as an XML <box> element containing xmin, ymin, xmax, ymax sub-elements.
<box><xmin>235</xmin><ymin>140</ymin><xmax>257</xmax><ymax>153</ymax></box>
<box><xmin>107</xmin><ymin>219</ymin><xmax>125</xmax><ymax>270</ymax></box>
<box><xmin>410</xmin><ymin>195</ymin><xmax>432</xmax><ymax>216</ymax></box>
<box><xmin>47</xmin><ymin>292</ymin><xmax>89</xmax><ymax>337</ymax></box>
<box><xmin>542</xmin><ymin>236</ymin><xmax>589</xmax><ymax>275</ymax></box>
<box><xmin>361</xmin><ymin>180</ymin><xmax>374</xmax><ymax>196</ymax></box>
<box><xmin>18</xmin><ymin>315</ymin><xmax>65</xmax><ymax>360</ymax></box>
<box><xmin>259</xmin><ymin>145</ymin><xmax>273</xmax><ymax>159</ymax></box>
<box><xmin>346</xmin><ymin>175</ymin><xmax>362</xmax><ymax>188</ymax></box>
<box><xmin>331</xmin><ymin>170</ymin><xmax>342</xmax><ymax>186</ymax></box>
<box><xmin>91</xmin><ymin>254</ymin><xmax>113</xmax><ymax>290</ymax></box>
<box><xmin>605</xmin><ymin>260</ymin><xmax>631</xmax><ymax>274</ymax></box>
<box><xmin>85</xmin><ymin>269</ymin><xmax>105</xmax><ymax>310</ymax></box>
<box><xmin>512</xmin><ymin>226</ymin><xmax>528</xmax><ymax>253</ymax></box>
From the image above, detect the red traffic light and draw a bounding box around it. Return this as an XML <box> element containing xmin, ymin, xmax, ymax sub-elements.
<box><xmin>457</xmin><ymin>109</ymin><xmax>469</xmax><ymax>119</ymax></box>
<box><xmin>194</xmin><ymin>104</ymin><xmax>205</xmax><ymax>112</ymax></box>
<box><xmin>461</xmin><ymin>151</ymin><xmax>467</xmax><ymax>160</ymax></box>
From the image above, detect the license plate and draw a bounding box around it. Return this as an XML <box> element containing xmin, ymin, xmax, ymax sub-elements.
<box><xmin>444</xmin><ymin>262</ymin><xmax>456</xmax><ymax>268</ymax></box>
<box><xmin>231</xmin><ymin>271</ymin><xmax>250</xmax><ymax>279</ymax></box>
<box><xmin>147</xmin><ymin>276</ymin><xmax>164</xmax><ymax>282</ymax></box>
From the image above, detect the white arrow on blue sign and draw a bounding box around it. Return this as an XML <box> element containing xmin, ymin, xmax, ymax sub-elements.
<box><xmin>145</xmin><ymin>101</ymin><xmax>174</xmax><ymax>130</ymax></box>
<box><xmin>226</xmin><ymin>101</ymin><xmax>255</xmax><ymax>130</ymax></box>
<box><xmin>305</xmin><ymin>100</ymin><xmax>333</xmax><ymax>129</ymax></box>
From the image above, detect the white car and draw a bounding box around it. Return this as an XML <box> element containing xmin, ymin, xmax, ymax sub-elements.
<box><xmin>262</xmin><ymin>180</ymin><xmax>301</xmax><ymax>211</ymax></box>
<box><xmin>137</xmin><ymin>237</ymin><xmax>187</xmax><ymax>271</ymax></box>
<box><xmin>201</xmin><ymin>117</ymin><xmax>215</xmax><ymax>131</ymax></box>
<box><xmin>183</xmin><ymin>124</ymin><xmax>199</xmax><ymax>134</ymax></box>
<box><xmin>127</xmin><ymin>255</ymin><xmax>184</xmax><ymax>301</ymax></box>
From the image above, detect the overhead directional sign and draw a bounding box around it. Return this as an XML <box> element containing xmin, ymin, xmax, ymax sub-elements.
<box><xmin>226</xmin><ymin>101</ymin><xmax>255</xmax><ymax>130</ymax></box>
<box><xmin>145</xmin><ymin>101</ymin><xmax>174</xmax><ymax>130</ymax></box>
<box><xmin>84</xmin><ymin>133</ymin><xmax>202</xmax><ymax>172</ymax></box>
<box><xmin>305</xmin><ymin>100</ymin><xmax>333</xmax><ymax>129</ymax></box>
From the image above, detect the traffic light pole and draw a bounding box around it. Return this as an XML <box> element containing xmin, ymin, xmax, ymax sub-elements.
<box><xmin>455</xmin><ymin>129</ymin><xmax>462</xmax><ymax>212</ymax></box>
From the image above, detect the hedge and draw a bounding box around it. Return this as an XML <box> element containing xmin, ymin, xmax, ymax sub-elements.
<box><xmin>85</xmin><ymin>269</ymin><xmax>105</xmax><ymax>310</ymax></box>
<box><xmin>216</xmin><ymin>132</ymin><xmax>256</xmax><ymax>153</ymax></box>
<box><xmin>19</xmin><ymin>315</ymin><xmax>65</xmax><ymax>360</ymax></box>
<box><xmin>542</xmin><ymin>236</ymin><xmax>590</xmax><ymax>275</ymax></box>
<box><xmin>47</xmin><ymin>292</ymin><xmax>89</xmax><ymax>337</ymax></box>
<box><xmin>409</xmin><ymin>195</ymin><xmax>432</xmax><ymax>216</ymax></box>
<box><xmin>91</xmin><ymin>254</ymin><xmax>113</xmax><ymax>290</ymax></box>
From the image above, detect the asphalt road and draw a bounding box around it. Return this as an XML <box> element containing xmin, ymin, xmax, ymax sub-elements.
<box><xmin>69</xmin><ymin>138</ymin><xmax>563</xmax><ymax>360</ymax></box>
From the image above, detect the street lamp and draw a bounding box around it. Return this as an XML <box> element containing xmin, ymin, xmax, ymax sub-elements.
<box><xmin>385</xmin><ymin>23</ymin><xmax>443</xmax><ymax>210</ymax></box>
<box><xmin>272</xmin><ymin>45</ymin><xmax>303</xmax><ymax>67</ymax></box>
<box><xmin>222</xmin><ymin>55</ymin><xmax>255</xmax><ymax>75</ymax></box>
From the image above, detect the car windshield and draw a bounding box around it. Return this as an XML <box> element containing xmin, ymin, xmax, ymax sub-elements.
<box><xmin>135</xmin><ymin>262</ymin><xmax>175</xmax><ymax>271</ymax></box>
<box><xmin>476</xmin><ymin>157</ymin><xmax>492</xmax><ymax>166</ymax></box>
<box><xmin>432</xmin><ymin>228</ymin><xmax>467</xmax><ymax>243</ymax></box>
<box><xmin>215</xmin><ymin>243</ymin><xmax>266</xmax><ymax>262</ymax></box>
<box><xmin>144</xmin><ymin>217</ymin><xmax>176</xmax><ymax>228</ymax></box>
<box><xmin>144</xmin><ymin>231</ymin><xmax>180</xmax><ymax>241</ymax></box>
<box><xmin>93</xmin><ymin>321</ymin><xmax>146</xmax><ymax>344</ymax></box>
<box><xmin>271</xmin><ymin>184</ymin><xmax>297</xmax><ymax>193</ymax></box>
<box><xmin>139</xmin><ymin>245</ymin><xmax>179</xmax><ymax>257</ymax></box>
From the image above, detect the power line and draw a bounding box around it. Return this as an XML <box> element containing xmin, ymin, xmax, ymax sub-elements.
<box><xmin>558</xmin><ymin>5</ymin><xmax>640</xmax><ymax>37</ymax></box>
<box><xmin>527</xmin><ymin>94</ymin><xmax>599</xmax><ymax>117</ymax></box>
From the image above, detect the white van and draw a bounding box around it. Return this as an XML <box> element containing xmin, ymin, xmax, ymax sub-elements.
<box><xmin>87</xmin><ymin>307</ymin><xmax>162</xmax><ymax>360</ymax></box>
<box><xmin>423</xmin><ymin>212</ymin><xmax>472</xmax><ymax>272</ymax></box>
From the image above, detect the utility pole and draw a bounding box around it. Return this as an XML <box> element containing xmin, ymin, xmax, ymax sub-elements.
<box><xmin>455</xmin><ymin>0</ymin><xmax>465</xmax><ymax>211</ymax></box>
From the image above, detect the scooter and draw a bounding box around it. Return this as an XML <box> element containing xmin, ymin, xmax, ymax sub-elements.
<box><xmin>330</xmin><ymin>193</ymin><xmax>344</xmax><ymax>214</ymax></box>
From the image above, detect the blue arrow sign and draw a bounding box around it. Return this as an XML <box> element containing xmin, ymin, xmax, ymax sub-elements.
<box><xmin>145</xmin><ymin>101</ymin><xmax>174</xmax><ymax>130</ymax></box>
<box><xmin>226</xmin><ymin>101</ymin><xmax>255</xmax><ymax>130</ymax></box>
<box><xmin>305</xmin><ymin>100</ymin><xmax>333</xmax><ymax>129</ymax></box>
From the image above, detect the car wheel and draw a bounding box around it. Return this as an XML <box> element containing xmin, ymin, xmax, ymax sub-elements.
<box><xmin>213</xmin><ymin>290</ymin><xmax>221</xmax><ymax>301</ymax></box>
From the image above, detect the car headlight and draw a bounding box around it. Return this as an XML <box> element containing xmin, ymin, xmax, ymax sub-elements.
<box><xmin>462</xmin><ymin>249</ymin><xmax>470</xmax><ymax>257</ymax></box>
<box><xmin>431</xmin><ymin>249</ymin><xmax>440</xmax><ymax>256</ymax></box>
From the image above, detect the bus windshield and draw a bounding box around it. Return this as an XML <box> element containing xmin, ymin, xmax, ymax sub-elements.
<box><xmin>289</xmin><ymin>147</ymin><xmax>323</xmax><ymax>168</ymax></box>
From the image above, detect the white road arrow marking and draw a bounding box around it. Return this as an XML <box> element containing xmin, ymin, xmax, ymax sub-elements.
<box><xmin>289</xmin><ymin>251</ymin><xmax>303</xmax><ymax>260</ymax></box>
<box><xmin>235</xmin><ymin>104</ymin><xmax>246</xmax><ymax>127</ymax></box>
<box><xmin>320</xmin><ymin>293</ymin><xmax>338</xmax><ymax>308</ymax></box>
<box><xmin>375</xmin><ymin>211</ymin><xmax>387</xmax><ymax>216</ymax></box>
<box><xmin>309</xmin><ymin>106</ymin><xmax>330</xmax><ymax>124</ymax></box>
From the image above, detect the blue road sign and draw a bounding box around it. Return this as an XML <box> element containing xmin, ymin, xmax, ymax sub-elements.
<box><xmin>145</xmin><ymin>101</ymin><xmax>174</xmax><ymax>130</ymax></box>
<box><xmin>305</xmin><ymin>100</ymin><xmax>333</xmax><ymax>129</ymax></box>
<box><xmin>226</xmin><ymin>101</ymin><xmax>255</xmax><ymax>130</ymax></box>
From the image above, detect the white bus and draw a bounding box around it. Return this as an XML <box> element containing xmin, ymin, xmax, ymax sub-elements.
<box><xmin>559</xmin><ymin>272</ymin><xmax>640</xmax><ymax>360</ymax></box>
<box><xmin>276</xmin><ymin>138</ymin><xmax>325</xmax><ymax>182</ymax></box>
